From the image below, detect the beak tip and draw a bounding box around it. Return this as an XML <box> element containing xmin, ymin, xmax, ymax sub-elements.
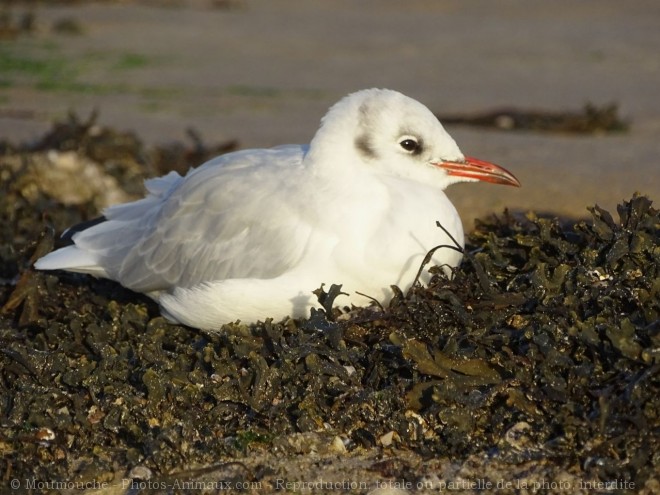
<box><xmin>507</xmin><ymin>176</ymin><xmax>522</xmax><ymax>188</ymax></box>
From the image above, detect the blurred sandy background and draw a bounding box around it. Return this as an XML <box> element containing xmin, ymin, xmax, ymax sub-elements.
<box><xmin>1</xmin><ymin>0</ymin><xmax>659</xmax><ymax>223</ymax></box>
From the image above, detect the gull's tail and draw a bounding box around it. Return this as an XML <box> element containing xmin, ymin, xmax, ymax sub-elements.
<box><xmin>33</xmin><ymin>245</ymin><xmax>108</xmax><ymax>277</ymax></box>
<box><xmin>33</xmin><ymin>170</ymin><xmax>182</xmax><ymax>279</ymax></box>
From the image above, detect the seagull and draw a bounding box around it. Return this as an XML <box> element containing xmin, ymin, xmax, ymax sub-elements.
<box><xmin>35</xmin><ymin>89</ymin><xmax>520</xmax><ymax>330</ymax></box>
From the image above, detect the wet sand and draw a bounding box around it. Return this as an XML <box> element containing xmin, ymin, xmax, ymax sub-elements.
<box><xmin>1</xmin><ymin>0</ymin><xmax>659</xmax><ymax>221</ymax></box>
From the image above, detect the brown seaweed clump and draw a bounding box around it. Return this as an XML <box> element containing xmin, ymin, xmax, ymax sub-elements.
<box><xmin>0</xmin><ymin>118</ymin><xmax>657</xmax><ymax>492</ymax></box>
<box><xmin>436</xmin><ymin>103</ymin><xmax>629</xmax><ymax>134</ymax></box>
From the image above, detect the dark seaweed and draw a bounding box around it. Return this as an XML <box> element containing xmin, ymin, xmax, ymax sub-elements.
<box><xmin>436</xmin><ymin>103</ymin><xmax>629</xmax><ymax>134</ymax></box>
<box><xmin>0</xmin><ymin>119</ymin><xmax>657</xmax><ymax>492</ymax></box>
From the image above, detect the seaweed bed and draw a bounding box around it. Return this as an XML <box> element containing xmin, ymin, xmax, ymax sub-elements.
<box><xmin>0</xmin><ymin>116</ymin><xmax>658</xmax><ymax>494</ymax></box>
<box><xmin>435</xmin><ymin>103</ymin><xmax>628</xmax><ymax>134</ymax></box>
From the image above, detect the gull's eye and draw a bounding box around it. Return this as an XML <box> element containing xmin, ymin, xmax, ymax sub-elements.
<box><xmin>399</xmin><ymin>137</ymin><xmax>421</xmax><ymax>154</ymax></box>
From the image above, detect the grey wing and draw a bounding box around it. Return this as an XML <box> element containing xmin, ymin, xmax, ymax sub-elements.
<box><xmin>73</xmin><ymin>147</ymin><xmax>311</xmax><ymax>293</ymax></box>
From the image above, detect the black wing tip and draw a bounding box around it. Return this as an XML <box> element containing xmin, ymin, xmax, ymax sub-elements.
<box><xmin>61</xmin><ymin>215</ymin><xmax>107</xmax><ymax>244</ymax></box>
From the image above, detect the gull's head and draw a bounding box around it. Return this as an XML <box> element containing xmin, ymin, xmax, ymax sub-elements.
<box><xmin>308</xmin><ymin>88</ymin><xmax>520</xmax><ymax>190</ymax></box>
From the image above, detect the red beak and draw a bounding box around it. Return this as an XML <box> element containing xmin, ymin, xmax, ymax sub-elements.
<box><xmin>436</xmin><ymin>156</ymin><xmax>521</xmax><ymax>187</ymax></box>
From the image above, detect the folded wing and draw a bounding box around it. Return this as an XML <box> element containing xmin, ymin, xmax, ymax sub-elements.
<box><xmin>36</xmin><ymin>146</ymin><xmax>312</xmax><ymax>295</ymax></box>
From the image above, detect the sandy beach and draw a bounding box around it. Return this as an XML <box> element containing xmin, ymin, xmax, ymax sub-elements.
<box><xmin>1</xmin><ymin>0</ymin><xmax>659</xmax><ymax>222</ymax></box>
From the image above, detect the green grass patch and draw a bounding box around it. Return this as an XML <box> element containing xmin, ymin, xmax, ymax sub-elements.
<box><xmin>0</xmin><ymin>47</ymin><xmax>164</xmax><ymax>96</ymax></box>
<box><xmin>0</xmin><ymin>49</ymin><xmax>67</xmax><ymax>78</ymax></box>
<box><xmin>113</xmin><ymin>52</ymin><xmax>151</xmax><ymax>70</ymax></box>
